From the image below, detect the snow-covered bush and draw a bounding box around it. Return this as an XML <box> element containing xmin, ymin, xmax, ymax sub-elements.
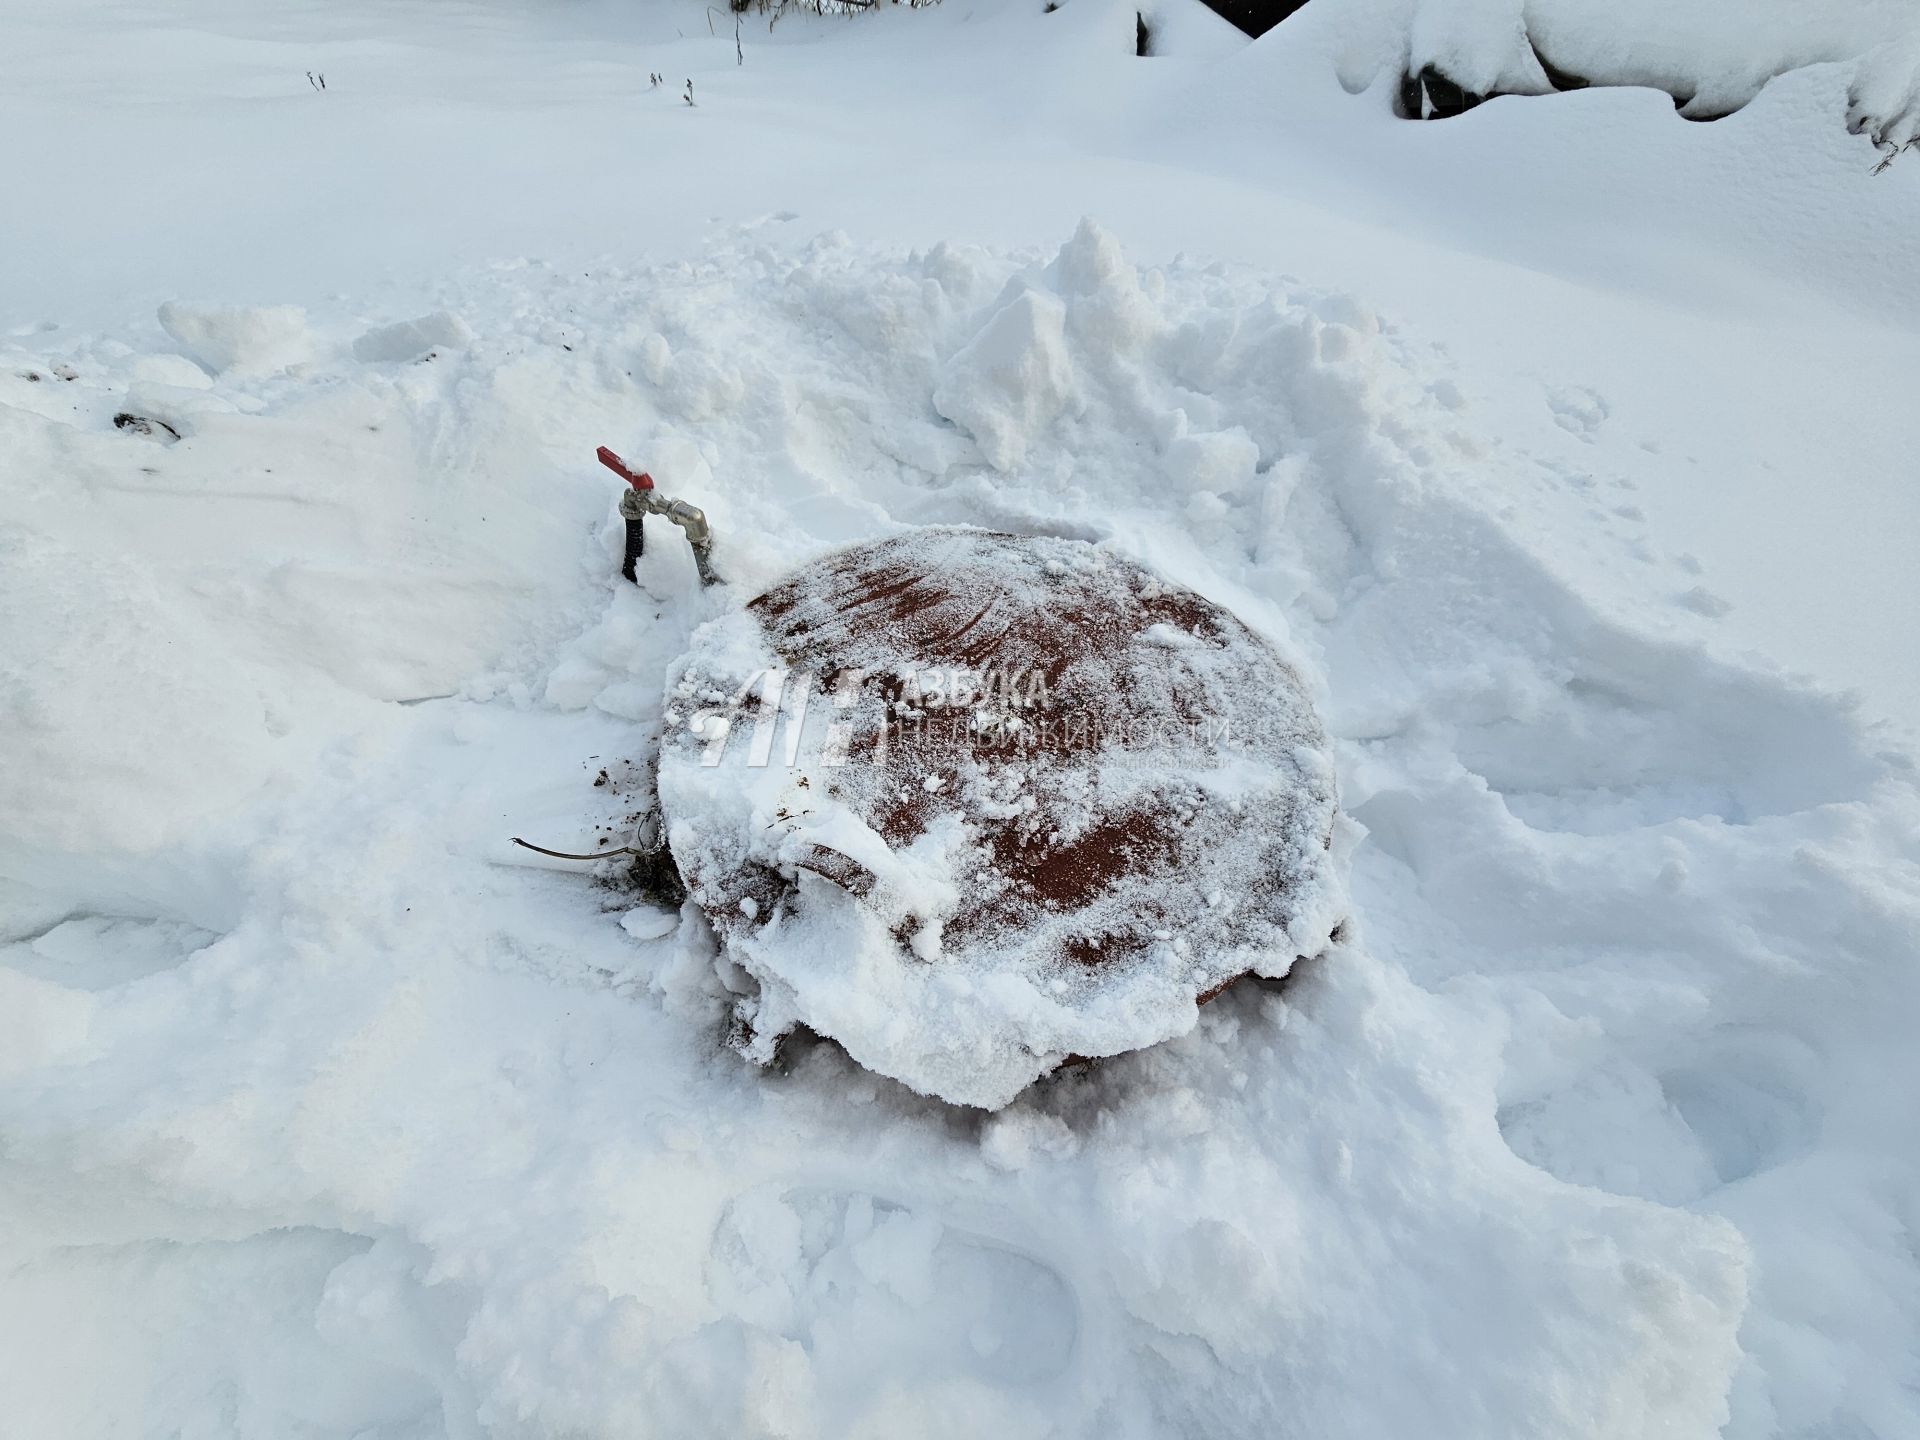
<box><xmin>1286</xmin><ymin>0</ymin><xmax>1920</xmax><ymax>158</ymax></box>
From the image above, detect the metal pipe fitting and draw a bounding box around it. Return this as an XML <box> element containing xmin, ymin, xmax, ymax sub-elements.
<box><xmin>620</xmin><ymin>485</ymin><xmax>718</xmax><ymax>586</ymax></box>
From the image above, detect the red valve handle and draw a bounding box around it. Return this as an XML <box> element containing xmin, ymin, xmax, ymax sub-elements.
<box><xmin>597</xmin><ymin>445</ymin><xmax>654</xmax><ymax>490</ymax></box>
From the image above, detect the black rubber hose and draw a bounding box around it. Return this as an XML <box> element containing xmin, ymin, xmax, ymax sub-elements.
<box><xmin>621</xmin><ymin>513</ymin><xmax>646</xmax><ymax>583</ymax></box>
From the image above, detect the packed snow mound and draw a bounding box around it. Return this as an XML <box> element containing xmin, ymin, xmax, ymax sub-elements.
<box><xmin>2</xmin><ymin>217</ymin><xmax>1915</xmax><ymax>1437</ymax></box>
<box><xmin>658</xmin><ymin>528</ymin><xmax>1345</xmax><ymax>1107</ymax></box>
<box><xmin>1288</xmin><ymin>0</ymin><xmax>1920</xmax><ymax>131</ymax></box>
<box><xmin>931</xmin><ymin>292</ymin><xmax>1078</xmax><ymax>471</ymax></box>
<box><xmin>157</xmin><ymin>301</ymin><xmax>314</xmax><ymax>377</ymax></box>
<box><xmin>352</xmin><ymin>311</ymin><xmax>474</xmax><ymax>364</ymax></box>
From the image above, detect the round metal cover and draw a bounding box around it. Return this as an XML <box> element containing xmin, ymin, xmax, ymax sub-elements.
<box><xmin>657</xmin><ymin>527</ymin><xmax>1343</xmax><ymax>1107</ymax></box>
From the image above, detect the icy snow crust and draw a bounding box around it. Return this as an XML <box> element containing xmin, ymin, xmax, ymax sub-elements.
<box><xmin>658</xmin><ymin>528</ymin><xmax>1344</xmax><ymax>1108</ymax></box>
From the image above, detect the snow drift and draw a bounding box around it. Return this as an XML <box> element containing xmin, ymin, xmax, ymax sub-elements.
<box><xmin>6</xmin><ymin>206</ymin><xmax>1915</xmax><ymax>1436</ymax></box>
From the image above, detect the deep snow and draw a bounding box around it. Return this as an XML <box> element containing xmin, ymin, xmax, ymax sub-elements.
<box><xmin>3</xmin><ymin>1</ymin><xmax>1920</xmax><ymax>1437</ymax></box>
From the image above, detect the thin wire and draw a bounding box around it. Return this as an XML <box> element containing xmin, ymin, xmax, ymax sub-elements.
<box><xmin>510</xmin><ymin>837</ymin><xmax>643</xmax><ymax>861</ymax></box>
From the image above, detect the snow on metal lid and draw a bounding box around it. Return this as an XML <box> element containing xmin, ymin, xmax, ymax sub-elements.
<box><xmin>657</xmin><ymin>528</ymin><xmax>1346</xmax><ymax>1108</ymax></box>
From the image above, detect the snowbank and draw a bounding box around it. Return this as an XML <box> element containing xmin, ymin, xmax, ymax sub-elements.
<box><xmin>1284</xmin><ymin>0</ymin><xmax>1920</xmax><ymax>140</ymax></box>
<box><xmin>6</xmin><ymin>210</ymin><xmax>1915</xmax><ymax>1436</ymax></box>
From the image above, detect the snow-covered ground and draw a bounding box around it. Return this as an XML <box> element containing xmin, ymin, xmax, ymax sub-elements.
<box><xmin>3</xmin><ymin>2</ymin><xmax>1918</xmax><ymax>1436</ymax></box>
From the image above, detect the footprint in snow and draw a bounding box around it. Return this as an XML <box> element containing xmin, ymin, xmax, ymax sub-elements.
<box><xmin>706</xmin><ymin>1186</ymin><xmax>1080</xmax><ymax>1393</ymax></box>
<box><xmin>1</xmin><ymin>914</ymin><xmax>220</xmax><ymax>992</ymax></box>
<box><xmin>1499</xmin><ymin>1037</ymin><xmax>1821</xmax><ymax>1201</ymax></box>
<box><xmin>1546</xmin><ymin>384</ymin><xmax>1609</xmax><ymax>442</ymax></box>
<box><xmin>1658</xmin><ymin>1045</ymin><xmax>1822</xmax><ymax>1189</ymax></box>
<box><xmin>1675</xmin><ymin>585</ymin><xmax>1732</xmax><ymax>617</ymax></box>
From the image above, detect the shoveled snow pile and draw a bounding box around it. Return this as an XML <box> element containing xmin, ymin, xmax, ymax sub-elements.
<box><xmin>157</xmin><ymin>300</ymin><xmax>316</xmax><ymax>378</ymax></box>
<box><xmin>6</xmin><ymin>204</ymin><xmax>1917</xmax><ymax>1437</ymax></box>
<box><xmin>659</xmin><ymin>527</ymin><xmax>1346</xmax><ymax>1108</ymax></box>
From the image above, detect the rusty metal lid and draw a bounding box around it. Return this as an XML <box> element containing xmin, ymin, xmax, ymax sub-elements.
<box><xmin>657</xmin><ymin>528</ymin><xmax>1343</xmax><ymax>1107</ymax></box>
